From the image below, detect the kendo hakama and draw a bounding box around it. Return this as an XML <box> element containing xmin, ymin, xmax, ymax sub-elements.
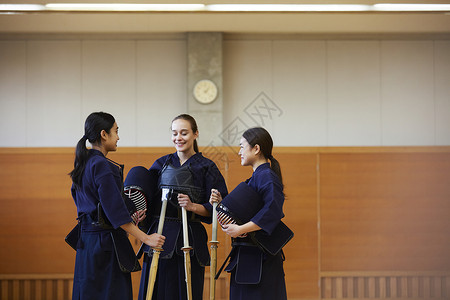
<box><xmin>137</xmin><ymin>152</ymin><xmax>228</xmax><ymax>300</ymax></box>
<box><xmin>225</xmin><ymin>246</ymin><xmax>287</xmax><ymax>300</ymax></box>
<box><xmin>222</xmin><ymin>163</ymin><xmax>289</xmax><ymax>300</ymax></box>
<box><xmin>72</xmin><ymin>224</ymin><xmax>133</xmax><ymax>300</ymax></box>
<box><xmin>71</xmin><ymin>149</ymin><xmax>136</xmax><ymax>300</ymax></box>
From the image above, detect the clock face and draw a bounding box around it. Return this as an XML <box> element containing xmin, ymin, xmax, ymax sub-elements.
<box><xmin>193</xmin><ymin>79</ymin><xmax>218</xmax><ymax>104</ymax></box>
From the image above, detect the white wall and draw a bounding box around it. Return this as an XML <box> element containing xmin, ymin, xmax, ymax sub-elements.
<box><xmin>223</xmin><ymin>39</ymin><xmax>450</xmax><ymax>147</ymax></box>
<box><xmin>0</xmin><ymin>39</ymin><xmax>187</xmax><ymax>147</ymax></box>
<box><xmin>1</xmin><ymin>38</ymin><xmax>449</xmax><ymax>147</ymax></box>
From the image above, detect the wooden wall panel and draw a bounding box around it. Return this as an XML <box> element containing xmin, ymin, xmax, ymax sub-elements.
<box><xmin>1</xmin><ymin>147</ymin><xmax>450</xmax><ymax>300</ymax></box>
<box><xmin>320</xmin><ymin>151</ymin><xmax>450</xmax><ymax>272</ymax></box>
<box><xmin>276</xmin><ymin>151</ymin><xmax>319</xmax><ymax>299</ymax></box>
<box><xmin>0</xmin><ymin>149</ymin><xmax>76</xmax><ymax>274</ymax></box>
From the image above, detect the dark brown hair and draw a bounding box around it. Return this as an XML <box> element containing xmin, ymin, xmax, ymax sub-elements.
<box><xmin>172</xmin><ymin>114</ymin><xmax>199</xmax><ymax>153</ymax></box>
<box><xmin>69</xmin><ymin>112</ymin><xmax>115</xmax><ymax>188</ymax></box>
<box><xmin>242</xmin><ymin>127</ymin><xmax>283</xmax><ymax>185</ymax></box>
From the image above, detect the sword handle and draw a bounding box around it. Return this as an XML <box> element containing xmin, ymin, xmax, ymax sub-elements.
<box><xmin>156</xmin><ymin>188</ymin><xmax>170</xmax><ymax>234</ymax></box>
<box><xmin>146</xmin><ymin>188</ymin><xmax>171</xmax><ymax>300</ymax></box>
<box><xmin>211</xmin><ymin>201</ymin><xmax>218</xmax><ymax>242</ymax></box>
<box><xmin>209</xmin><ymin>201</ymin><xmax>219</xmax><ymax>300</ymax></box>
<box><xmin>156</xmin><ymin>200</ymin><xmax>168</xmax><ymax>235</ymax></box>
<box><xmin>181</xmin><ymin>206</ymin><xmax>193</xmax><ymax>300</ymax></box>
<box><xmin>181</xmin><ymin>207</ymin><xmax>190</xmax><ymax>248</ymax></box>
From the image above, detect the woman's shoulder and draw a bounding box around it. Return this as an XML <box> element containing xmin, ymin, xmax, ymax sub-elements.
<box><xmin>86</xmin><ymin>151</ymin><xmax>120</xmax><ymax>178</ymax></box>
<box><xmin>157</xmin><ymin>153</ymin><xmax>173</xmax><ymax>163</ymax></box>
<box><xmin>151</xmin><ymin>153</ymin><xmax>174</xmax><ymax>169</ymax></box>
<box><xmin>254</xmin><ymin>163</ymin><xmax>272</xmax><ymax>175</ymax></box>
<box><xmin>195</xmin><ymin>152</ymin><xmax>214</xmax><ymax>163</ymax></box>
<box><xmin>87</xmin><ymin>150</ymin><xmax>107</xmax><ymax>166</ymax></box>
<box><xmin>253</xmin><ymin>164</ymin><xmax>280</xmax><ymax>184</ymax></box>
<box><xmin>192</xmin><ymin>153</ymin><xmax>221</xmax><ymax>170</ymax></box>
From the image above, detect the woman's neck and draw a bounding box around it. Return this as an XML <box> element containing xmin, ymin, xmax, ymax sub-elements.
<box><xmin>252</xmin><ymin>157</ymin><xmax>268</xmax><ymax>171</ymax></box>
<box><xmin>92</xmin><ymin>144</ymin><xmax>107</xmax><ymax>156</ymax></box>
<box><xmin>178</xmin><ymin>149</ymin><xmax>196</xmax><ymax>165</ymax></box>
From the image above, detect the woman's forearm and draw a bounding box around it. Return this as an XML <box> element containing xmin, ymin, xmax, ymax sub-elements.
<box><xmin>120</xmin><ymin>222</ymin><xmax>147</xmax><ymax>242</ymax></box>
<box><xmin>120</xmin><ymin>222</ymin><xmax>165</xmax><ymax>249</ymax></box>
<box><xmin>240</xmin><ymin>221</ymin><xmax>261</xmax><ymax>235</ymax></box>
<box><xmin>187</xmin><ymin>203</ymin><xmax>210</xmax><ymax>217</ymax></box>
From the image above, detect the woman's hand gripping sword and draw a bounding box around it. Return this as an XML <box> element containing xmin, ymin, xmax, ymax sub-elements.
<box><xmin>146</xmin><ymin>188</ymin><xmax>170</xmax><ymax>300</ymax></box>
<box><xmin>209</xmin><ymin>189</ymin><xmax>220</xmax><ymax>300</ymax></box>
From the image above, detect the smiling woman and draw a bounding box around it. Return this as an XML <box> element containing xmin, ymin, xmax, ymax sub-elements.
<box><xmin>171</xmin><ymin>115</ymin><xmax>199</xmax><ymax>160</ymax></box>
<box><xmin>69</xmin><ymin>111</ymin><xmax>165</xmax><ymax>300</ymax></box>
<box><xmin>210</xmin><ymin>127</ymin><xmax>289</xmax><ymax>300</ymax></box>
<box><xmin>136</xmin><ymin>113</ymin><xmax>229</xmax><ymax>300</ymax></box>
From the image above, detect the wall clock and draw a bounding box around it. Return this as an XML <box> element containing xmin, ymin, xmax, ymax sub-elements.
<box><xmin>193</xmin><ymin>79</ymin><xmax>218</xmax><ymax>104</ymax></box>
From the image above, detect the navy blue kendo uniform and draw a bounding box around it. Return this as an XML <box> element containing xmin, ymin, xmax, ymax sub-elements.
<box><xmin>137</xmin><ymin>152</ymin><xmax>228</xmax><ymax>300</ymax></box>
<box><xmin>225</xmin><ymin>163</ymin><xmax>288</xmax><ymax>300</ymax></box>
<box><xmin>71</xmin><ymin>149</ymin><xmax>135</xmax><ymax>300</ymax></box>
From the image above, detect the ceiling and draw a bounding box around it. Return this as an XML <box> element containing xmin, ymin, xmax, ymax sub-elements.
<box><xmin>1</xmin><ymin>0</ymin><xmax>450</xmax><ymax>38</ymax></box>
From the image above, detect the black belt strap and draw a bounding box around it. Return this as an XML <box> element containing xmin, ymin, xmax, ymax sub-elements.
<box><xmin>215</xmin><ymin>247</ymin><xmax>235</xmax><ymax>280</ymax></box>
<box><xmin>215</xmin><ymin>237</ymin><xmax>259</xmax><ymax>279</ymax></box>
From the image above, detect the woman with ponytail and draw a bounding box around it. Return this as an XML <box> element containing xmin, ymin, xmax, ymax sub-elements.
<box><xmin>69</xmin><ymin>112</ymin><xmax>165</xmax><ymax>300</ymax></box>
<box><xmin>210</xmin><ymin>127</ymin><xmax>288</xmax><ymax>300</ymax></box>
<box><xmin>137</xmin><ymin>114</ymin><xmax>228</xmax><ymax>300</ymax></box>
